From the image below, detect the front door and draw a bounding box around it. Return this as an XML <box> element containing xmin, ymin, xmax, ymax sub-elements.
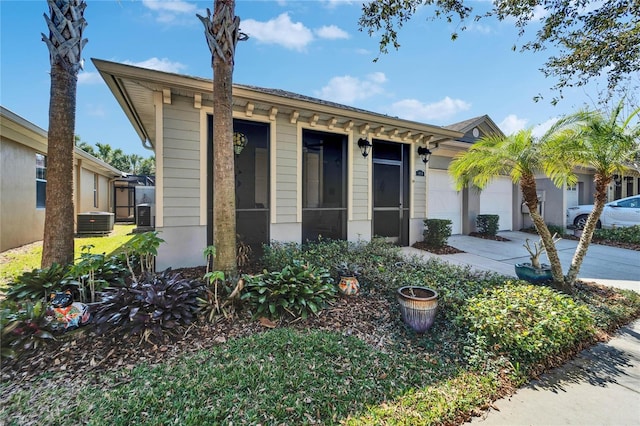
<box><xmin>372</xmin><ymin>141</ymin><xmax>409</xmax><ymax>245</ymax></box>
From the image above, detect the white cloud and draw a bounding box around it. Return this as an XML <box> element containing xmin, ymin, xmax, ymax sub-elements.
<box><xmin>467</xmin><ymin>23</ymin><xmax>492</xmax><ymax>34</ymax></box>
<box><xmin>141</xmin><ymin>0</ymin><xmax>197</xmax><ymax>24</ymax></box>
<box><xmin>142</xmin><ymin>0</ymin><xmax>196</xmax><ymax>14</ymax></box>
<box><xmin>532</xmin><ymin>117</ymin><xmax>558</xmax><ymax>138</ymax></box>
<box><xmin>316</xmin><ymin>73</ymin><xmax>387</xmax><ymax>104</ymax></box>
<box><xmin>499</xmin><ymin>114</ymin><xmax>528</xmax><ymax>134</ymax></box>
<box><xmin>315</xmin><ymin>25</ymin><xmax>349</xmax><ymax>40</ymax></box>
<box><xmin>355</xmin><ymin>48</ymin><xmax>371</xmax><ymax>55</ymax></box>
<box><xmin>124</xmin><ymin>57</ymin><xmax>187</xmax><ymax>73</ymax></box>
<box><xmin>242</xmin><ymin>13</ymin><xmax>314</xmax><ymax>51</ymax></box>
<box><xmin>78</xmin><ymin>71</ymin><xmax>102</xmax><ymax>85</ymax></box>
<box><xmin>323</xmin><ymin>0</ymin><xmax>355</xmax><ymax>8</ymax></box>
<box><xmin>389</xmin><ymin>97</ymin><xmax>471</xmax><ymax>122</ymax></box>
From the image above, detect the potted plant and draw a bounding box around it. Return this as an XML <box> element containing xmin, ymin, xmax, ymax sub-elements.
<box><xmin>514</xmin><ymin>234</ymin><xmax>560</xmax><ymax>284</ymax></box>
<box><xmin>396</xmin><ymin>286</ymin><xmax>438</xmax><ymax>333</ymax></box>
<box><xmin>334</xmin><ymin>261</ymin><xmax>362</xmax><ymax>296</ymax></box>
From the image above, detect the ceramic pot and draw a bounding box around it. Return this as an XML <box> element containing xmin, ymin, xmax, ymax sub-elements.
<box><xmin>397</xmin><ymin>286</ymin><xmax>438</xmax><ymax>333</ymax></box>
<box><xmin>514</xmin><ymin>263</ymin><xmax>553</xmax><ymax>284</ymax></box>
<box><xmin>338</xmin><ymin>276</ymin><xmax>360</xmax><ymax>295</ymax></box>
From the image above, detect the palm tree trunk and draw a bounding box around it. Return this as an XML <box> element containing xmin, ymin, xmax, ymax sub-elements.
<box><xmin>565</xmin><ymin>175</ymin><xmax>611</xmax><ymax>286</ymax></box>
<box><xmin>520</xmin><ymin>173</ymin><xmax>571</xmax><ymax>293</ymax></box>
<box><xmin>41</xmin><ymin>0</ymin><xmax>87</xmax><ymax>268</ymax></box>
<box><xmin>198</xmin><ymin>0</ymin><xmax>247</xmax><ymax>274</ymax></box>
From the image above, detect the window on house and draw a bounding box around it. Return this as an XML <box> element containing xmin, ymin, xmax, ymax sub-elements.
<box><xmin>36</xmin><ymin>153</ymin><xmax>46</xmax><ymax>208</ymax></box>
<box><xmin>93</xmin><ymin>174</ymin><xmax>99</xmax><ymax>208</ymax></box>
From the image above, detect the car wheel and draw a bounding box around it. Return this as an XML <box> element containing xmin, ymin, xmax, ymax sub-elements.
<box><xmin>574</xmin><ymin>214</ymin><xmax>601</xmax><ymax>229</ymax></box>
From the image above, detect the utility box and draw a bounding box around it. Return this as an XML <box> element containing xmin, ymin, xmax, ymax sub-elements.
<box><xmin>77</xmin><ymin>212</ymin><xmax>115</xmax><ymax>234</ymax></box>
<box><xmin>136</xmin><ymin>204</ymin><xmax>155</xmax><ymax>228</ymax></box>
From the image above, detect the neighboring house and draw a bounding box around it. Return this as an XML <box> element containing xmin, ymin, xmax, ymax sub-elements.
<box><xmin>0</xmin><ymin>106</ymin><xmax>124</xmax><ymax>251</ymax></box>
<box><xmin>93</xmin><ymin>59</ymin><xmax>511</xmax><ymax>270</ymax></box>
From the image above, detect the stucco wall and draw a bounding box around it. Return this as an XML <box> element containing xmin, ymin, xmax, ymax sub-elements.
<box><xmin>0</xmin><ymin>139</ymin><xmax>45</xmax><ymax>251</ymax></box>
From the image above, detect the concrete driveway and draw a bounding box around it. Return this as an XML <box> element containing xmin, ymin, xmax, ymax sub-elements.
<box><xmin>402</xmin><ymin>231</ymin><xmax>639</xmax><ymax>292</ymax></box>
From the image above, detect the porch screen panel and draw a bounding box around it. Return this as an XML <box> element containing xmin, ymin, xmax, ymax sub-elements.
<box><xmin>302</xmin><ymin>130</ymin><xmax>347</xmax><ymax>241</ymax></box>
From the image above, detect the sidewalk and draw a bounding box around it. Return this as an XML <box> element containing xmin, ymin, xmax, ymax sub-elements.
<box><xmin>401</xmin><ymin>232</ymin><xmax>640</xmax><ymax>425</ymax></box>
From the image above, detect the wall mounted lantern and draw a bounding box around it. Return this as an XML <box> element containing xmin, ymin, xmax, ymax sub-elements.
<box><xmin>417</xmin><ymin>146</ymin><xmax>432</xmax><ymax>164</ymax></box>
<box><xmin>357</xmin><ymin>138</ymin><xmax>372</xmax><ymax>158</ymax></box>
<box><xmin>233</xmin><ymin>131</ymin><xmax>248</xmax><ymax>155</ymax></box>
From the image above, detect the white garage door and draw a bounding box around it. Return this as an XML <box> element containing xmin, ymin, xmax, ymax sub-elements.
<box><xmin>428</xmin><ymin>169</ymin><xmax>462</xmax><ymax>234</ymax></box>
<box><xmin>480</xmin><ymin>177</ymin><xmax>513</xmax><ymax>231</ymax></box>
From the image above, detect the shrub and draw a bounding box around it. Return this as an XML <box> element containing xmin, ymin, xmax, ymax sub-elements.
<box><xmin>121</xmin><ymin>231</ymin><xmax>165</xmax><ymax>276</ymax></box>
<box><xmin>423</xmin><ymin>219</ymin><xmax>452</xmax><ymax>248</ymax></box>
<box><xmin>476</xmin><ymin>214</ymin><xmax>499</xmax><ymax>236</ymax></box>
<box><xmin>93</xmin><ymin>270</ymin><xmax>204</xmax><ymax>343</ymax></box>
<box><xmin>5</xmin><ymin>263</ymin><xmax>69</xmax><ymax>302</ymax></box>
<box><xmin>67</xmin><ymin>246</ymin><xmax>130</xmax><ymax>303</ymax></box>
<box><xmin>457</xmin><ymin>282</ymin><xmax>595</xmax><ymax>368</ymax></box>
<box><xmin>593</xmin><ymin>225</ymin><xmax>640</xmax><ymax>245</ymax></box>
<box><xmin>242</xmin><ymin>260</ymin><xmax>336</xmax><ymax>320</ymax></box>
<box><xmin>1</xmin><ymin>300</ymin><xmax>54</xmax><ymax>359</ymax></box>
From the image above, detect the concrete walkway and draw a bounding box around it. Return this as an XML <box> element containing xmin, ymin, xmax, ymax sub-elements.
<box><xmin>401</xmin><ymin>231</ymin><xmax>639</xmax><ymax>292</ymax></box>
<box><xmin>401</xmin><ymin>232</ymin><xmax>640</xmax><ymax>425</ymax></box>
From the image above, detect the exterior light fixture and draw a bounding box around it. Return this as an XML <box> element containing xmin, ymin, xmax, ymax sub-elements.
<box><xmin>357</xmin><ymin>138</ymin><xmax>372</xmax><ymax>158</ymax></box>
<box><xmin>233</xmin><ymin>131</ymin><xmax>248</xmax><ymax>155</ymax></box>
<box><xmin>417</xmin><ymin>146</ymin><xmax>432</xmax><ymax>164</ymax></box>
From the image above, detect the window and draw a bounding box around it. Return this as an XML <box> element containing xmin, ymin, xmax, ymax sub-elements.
<box><xmin>36</xmin><ymin>153</ymin><xmax>46</xmax><ymax>208</ymax></box>
<box><xmin>93</xmin><ymin>174</ymin><xmax>99</xmax><ymax>208</ymax></box>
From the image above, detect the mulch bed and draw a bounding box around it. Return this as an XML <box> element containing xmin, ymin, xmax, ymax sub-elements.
<box><xmin>411</xmin><ymin>241</ymin><xmax>465</xmax><ymax>255</ymax></box>
<box><xmin>1</xmin><ymin>284</ymin><xmax>397</xmax><ymax>389</ymax></box>
<box><xmin>468</xmin><ymin>232</ymin><xmax>511</xmax><ymax>242</ymax></box>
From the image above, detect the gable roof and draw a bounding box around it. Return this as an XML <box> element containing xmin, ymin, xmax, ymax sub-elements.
<box><xmin>444</xmin><ymin>114</ymin><xmax>504</xmax><ymax>144</ymax></box>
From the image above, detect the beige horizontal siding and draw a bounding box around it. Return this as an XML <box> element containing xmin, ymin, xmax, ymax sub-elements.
<box><xmin>161</xmin><ymin>97</ymin><xmax>202</xmax><ymax>227</ymax></box>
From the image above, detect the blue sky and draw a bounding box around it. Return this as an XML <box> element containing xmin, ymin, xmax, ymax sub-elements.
<box><xmin>1</xmin><ymin>0</ymin><xmax>607</xmax><ymax>158</ymax></box>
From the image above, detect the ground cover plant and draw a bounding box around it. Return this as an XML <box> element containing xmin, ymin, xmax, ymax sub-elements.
<box><xmin>1</xmin><ymin>237</ymin><xmax>639</xmax><ymax>425</ymax></box>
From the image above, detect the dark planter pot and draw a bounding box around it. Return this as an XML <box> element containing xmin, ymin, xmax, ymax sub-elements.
<box><xmin>396</xmin><ymin>286</ymin><xmax>438</xmax><ymax>333</ymax></box>
<box><xmin>514</xmin><ymin>263</ymin><xmax>553</xmax><ymax>284</ymax></box>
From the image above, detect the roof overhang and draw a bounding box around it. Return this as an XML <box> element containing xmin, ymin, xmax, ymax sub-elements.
<box><xmin>92</xmin><ymin>58</ymin><xmax>464</xmax><ymax>151</ymax></box>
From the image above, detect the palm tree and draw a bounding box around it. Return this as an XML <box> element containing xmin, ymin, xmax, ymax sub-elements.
<box><xmin>449</xmin><ymin>121</ymin><xmax>580</xmax><ymax>294</ymax></box>
<box><xmin>197</xmin><ymin>1</ymin><xmax>248</xmax><ymax>274</ymax></box>
<box><xmin>41</xmin><ymin>0</ymin><xmax>88</xmax><ymax>268</ymax></box>
<box><xmin>560</xmin><ymin>102</ymin><xmax>640</xmax><ymax>285</ymax></box>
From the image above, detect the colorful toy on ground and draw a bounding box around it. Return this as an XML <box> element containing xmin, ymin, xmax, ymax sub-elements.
<box><xmin>46</xmin><ymin>290</ymin><xmax>91</xmax><ymax>331</ymax></box>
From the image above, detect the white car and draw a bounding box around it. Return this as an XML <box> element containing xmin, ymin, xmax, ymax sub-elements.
<box><xmin>566</xmin><ymin>195</ymin><xmax>640</xmax><ymax>229</ymax></box>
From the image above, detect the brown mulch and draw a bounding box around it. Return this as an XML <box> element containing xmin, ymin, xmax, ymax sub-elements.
<box><xmin>1</xmin><ymin>281</ymin><xmax>397</xmax><ymax>391</ymax></box>
<box><xmin>411</xmin><ymin>241</ymin><xmax>465</xmax><ymax>255</ymax></box>
<box><xmin>468</xmin><ymin>232</ymin><xmax>511</xmax><ymax>242</ymax></box>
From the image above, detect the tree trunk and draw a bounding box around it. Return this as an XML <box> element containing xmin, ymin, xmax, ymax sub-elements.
<box><xmin>565</xmin><ymin>174</ymin><xmax>611</xmax><ymax>286</ymax></box>
<box><xmin>520</xmin><ymin>173</ymin><xmax>571</xmax><ymax>293</ymax></box>
<box><xmin>212</xmin><ymin>46</ymin><xmax>236</xmax><ymax>274</ymax></box>
<box><xmin>41</xmin><ymin>0</ymin><xmax>87</xmax><ymax>268</ymax></box>
<box><xmin>42</xmin><ymin>63</ymin><xmax>77</xmax><ymax>268</ymax></box>
<box><xmin>198</xmin><ymin>0</ymin><xmax>246</xmax><ymax>274</ymax></box>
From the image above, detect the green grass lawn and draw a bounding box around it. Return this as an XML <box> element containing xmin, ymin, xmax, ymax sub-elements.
<box><xmin>0</xmin><ymin>224</ymin><xmax>135</xmax><ymax>288</ymax></box>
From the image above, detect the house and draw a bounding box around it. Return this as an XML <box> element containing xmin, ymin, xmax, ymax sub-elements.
<box><xmin>0</xmin><ymin>106</ymin><xmax>124</xmax><ymax>251</ymax></box>
<box><xmin>93</xmin><ymin>58</ymin><xmax>512</xmax><ymax>270</ymax></box>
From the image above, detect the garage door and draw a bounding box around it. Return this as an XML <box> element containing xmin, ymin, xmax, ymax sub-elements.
<box><xmin>428</xmin><ymin>169</ymin><xmax>462</xmax><ymax>234</ymax></box>
<box><xmin>479</xmin><ymin>177</ymin><xmax>513</xmax><ymax>231</ymax></box>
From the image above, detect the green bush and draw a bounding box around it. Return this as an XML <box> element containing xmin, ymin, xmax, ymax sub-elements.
<box><xmin>242</xmin><ymin>260</ymin><xmax>336</xmax><ymax>320</ymax></box>
<box><xmin>1</xmin><ymin>300</ymin><xmax>54</xmax><ymax>359</ymax></box>
<box><xmin>476</xmin><ymin>215</ymin><xmax>499</xmax><ymax>236</ymax></box>
<box><xmin>457</xmin><ymin>282</ymin><xmax>595</xmax><ymax>368</ymax></box>
<box><xmin>5</xmin><ymin>264</ymin><xmax>69</xmax><ymax>302</ymax></box>
<box><xmin>593</xmin><ymin>225</ymin><xmax>640</xmax><ymax>244</ymax></box>
<box><xmin>423</xmin><ymin>219</ymin><xmax>452</xmax><ymax>248</ymax></box>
